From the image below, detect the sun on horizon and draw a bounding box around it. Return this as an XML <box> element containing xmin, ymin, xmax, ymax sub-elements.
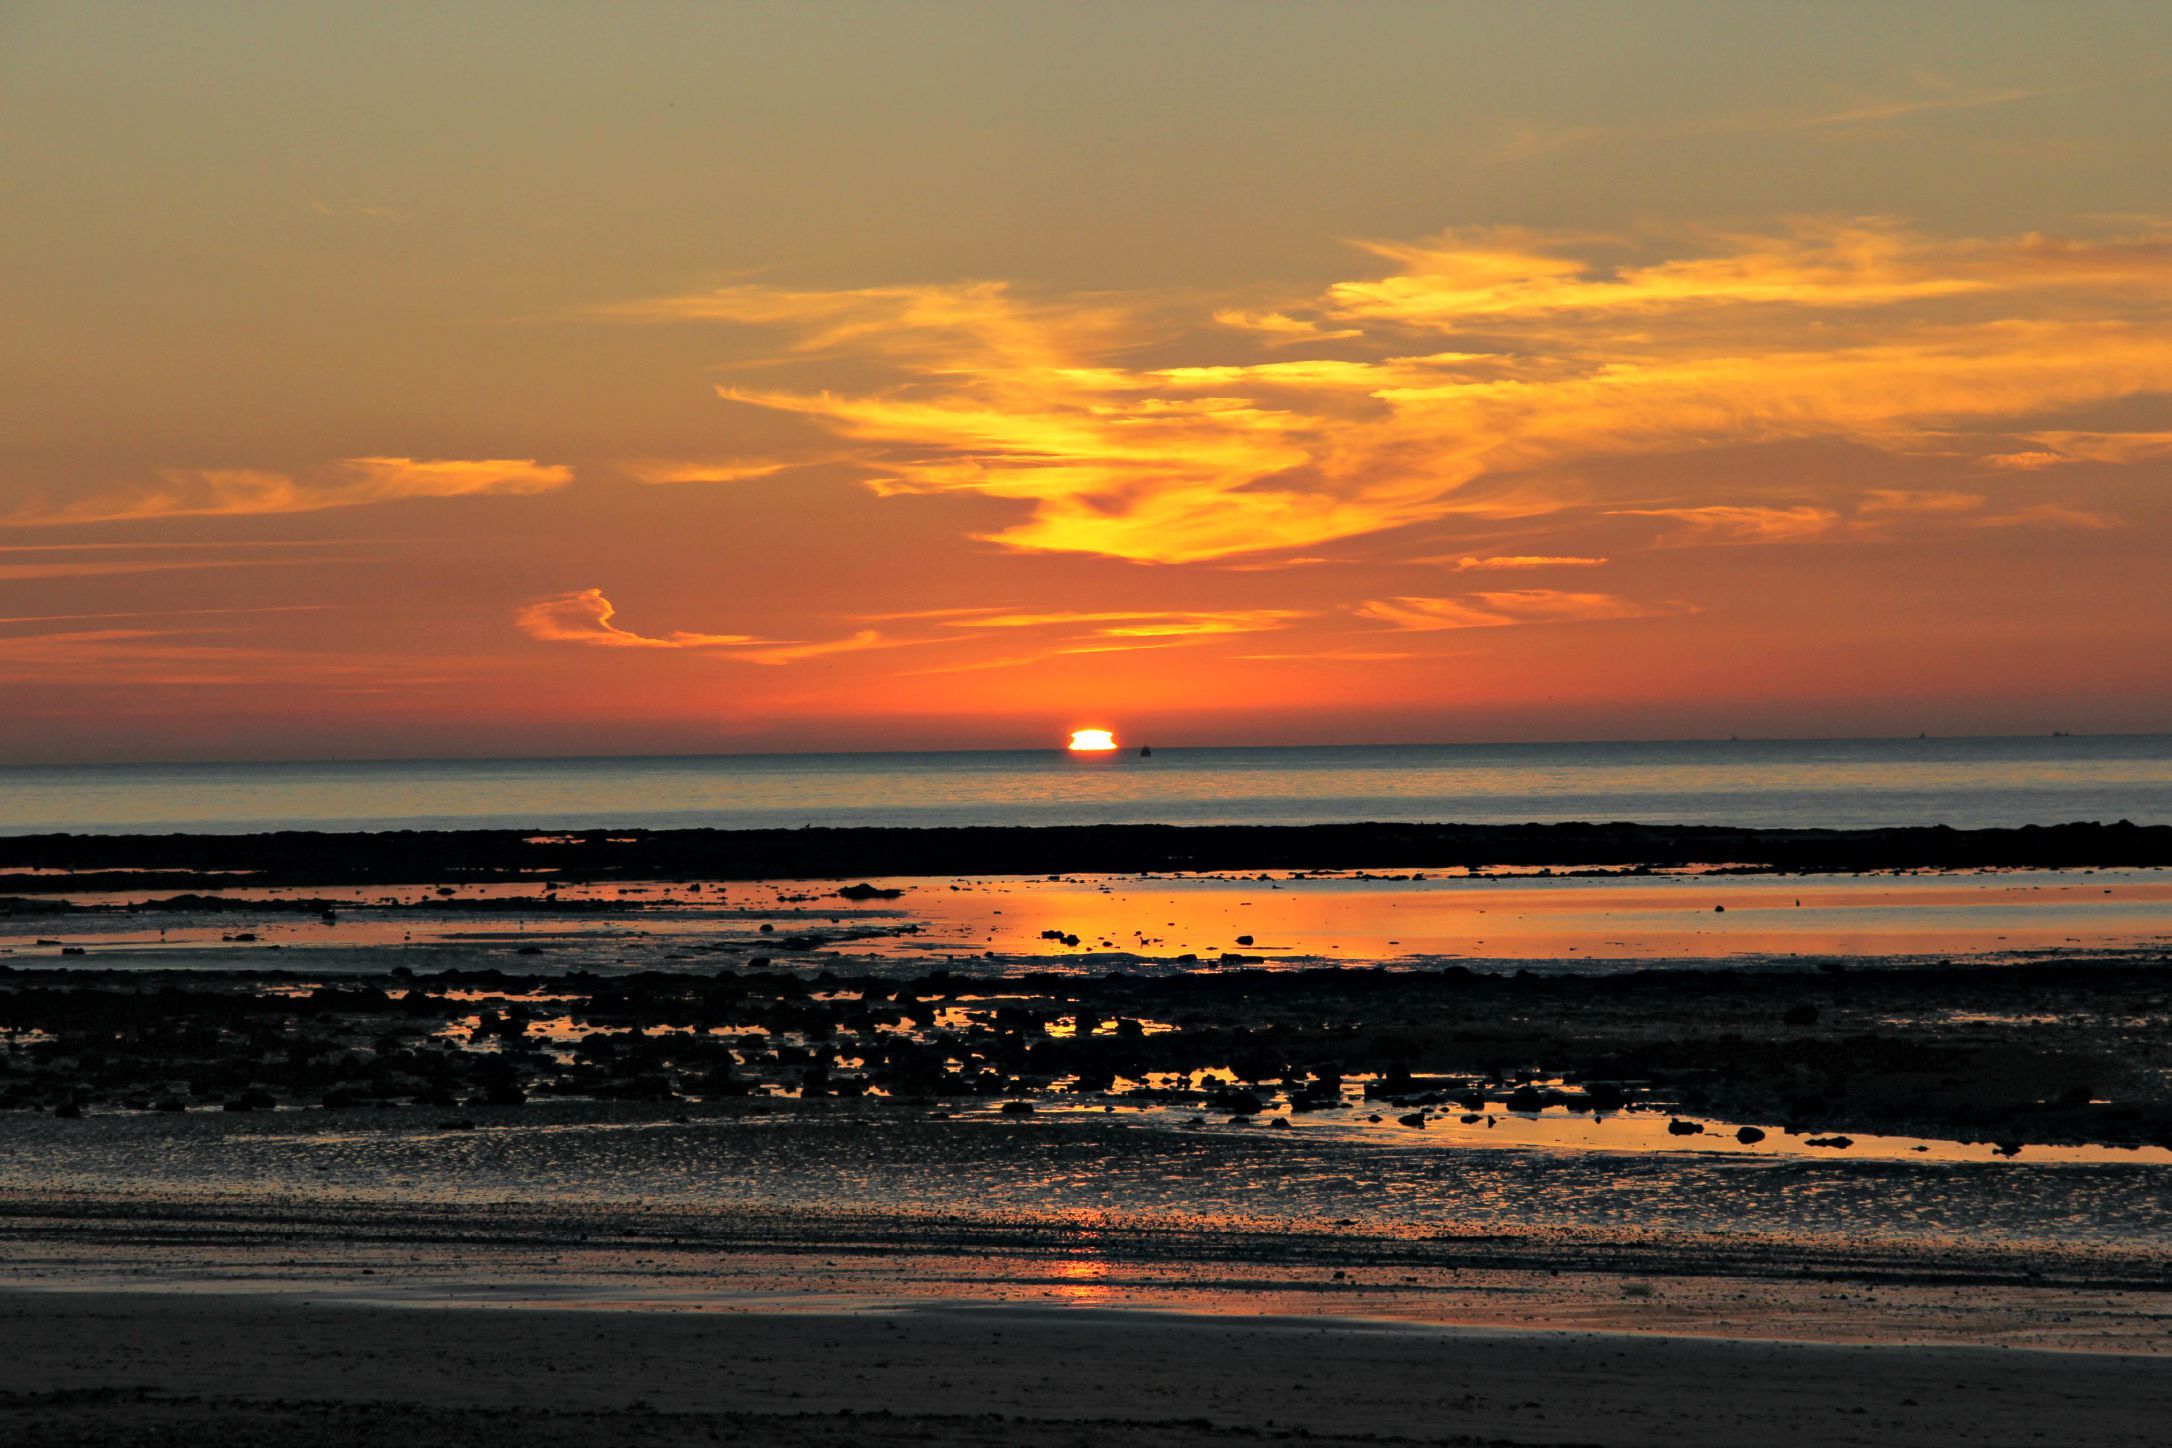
<box><xmin>1067</xmin><ymin>729</ymin><xmax>1118</xmax><ymax>752</ymax></box>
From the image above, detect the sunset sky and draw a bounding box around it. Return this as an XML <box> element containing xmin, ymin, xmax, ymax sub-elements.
<box><xmin>4</xmin><ymin>2</ymin><xmax>2170</xmax><ymax>762</ymax></box>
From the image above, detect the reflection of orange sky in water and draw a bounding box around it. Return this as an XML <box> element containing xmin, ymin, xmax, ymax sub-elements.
<box><xmin>1015</xmin><ymin>1091</ymin><xmax>2172</xmax><ymax>1168</ymax></box>
<box><xmin>1048</xmin><ymin>1243</ymin><xmax>1115</xmax><ymax>1304</ymax></box>
<box><xmin>11</xmin><ymin>868</ymin><xmax>2172</xmax><ymax>963</ymax></box>
<box><xmin>881</xmin><ymin>869</ymin><xmax>2172</xmax><ymax>961</ymax></box>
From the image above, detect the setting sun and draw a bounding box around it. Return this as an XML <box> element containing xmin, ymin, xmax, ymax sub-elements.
<box><xmin>1067</xmin><ymin>729</ymin><xmax>1118</xmax><ymax>752</ymax></box>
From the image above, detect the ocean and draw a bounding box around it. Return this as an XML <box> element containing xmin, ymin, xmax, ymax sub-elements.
<box><xmin>2</xmin><ymin>734</ymin><xmax>2168</xmax><ymax>835</ymax></box>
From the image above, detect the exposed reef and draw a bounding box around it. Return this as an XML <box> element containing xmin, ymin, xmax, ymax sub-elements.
<box><xmin>1</xmin><ymin>818</ymin><xmax>2168</xmax><ymax>893</ymax></box>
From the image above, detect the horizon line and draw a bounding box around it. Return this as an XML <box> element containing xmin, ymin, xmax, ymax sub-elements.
<box><xmin>2</xmin><ymin>729</ymin><xmax>2164</xmax><ymax>773</ymax></box>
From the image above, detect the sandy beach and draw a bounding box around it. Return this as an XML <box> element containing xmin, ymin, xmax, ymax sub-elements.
<box><xmin>6</xmin><ymin>823</ymin><xmax>2170</xmax><ymax>1443</ymax></box>
<box><xmin>5</xmin><ymin>1289</ymin><xmax>2170</xmax><ymax>1447</ymax></box>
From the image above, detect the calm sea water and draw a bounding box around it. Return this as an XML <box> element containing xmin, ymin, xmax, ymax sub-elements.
<box><xmin>1</xmin><ymin>735</ymin><xmax>2167</xmax><ymax>835</ymax></box>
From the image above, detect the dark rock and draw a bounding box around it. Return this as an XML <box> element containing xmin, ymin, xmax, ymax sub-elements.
<box><xmin>1208</xmin><ymin>1087</ymin><xmax>1266</xmax><ymax>1114</ymax></box>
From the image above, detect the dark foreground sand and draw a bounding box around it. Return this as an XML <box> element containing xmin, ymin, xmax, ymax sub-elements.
<box><xmin>3</xmin><ymin>1290</ymin><xmax>2167</xmax><ymax>1448</ymax></box>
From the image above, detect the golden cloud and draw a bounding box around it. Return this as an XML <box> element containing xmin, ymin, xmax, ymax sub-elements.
<box><xmin>614</xmin><ymin>221</ymin><xmax>2172</xmax><ymax>565</ymax></box>
<box><xmin>1449</xmin><ymin>554</ymin><xmax>1610</xmax><ymax>571</ymax></box>
<box><xmin>10</xmin><ymin>458</ymin><xmax>572</xmax><ymax>526</ymax></box>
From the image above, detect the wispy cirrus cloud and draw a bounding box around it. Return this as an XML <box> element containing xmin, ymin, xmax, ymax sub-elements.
<box><xmin>1971</xmin><ymin>503</ymin><xmax>2123</xmax><ymax>531</ymax></box>
<box><xmin>609</xmin><ymin>219</ymin><xmax>2172</xmax><ymax>566</ymax></box>
<box><xmin>1477</xmin><ymin>72</ymin><xmax>2141</xmax><ymax>166</ymax></box>
<box><xmin>1856</xmin><ymin>489</ymin><xmax>1985</xmax><ymax>517</ymax></box>
<box><xmin>0</xmin><ymin>614</ymin><xmax>386</xmax><ymax>689</ymax></box>
<box><xmin>1357</xmin><ymin>589</ymin><xmax>1690</xmax><ymax>632</ymax></box>
<box><xmin>1613</xmin><ymin>505</ymin><xmax>1842</xmax><ymax>546</ymax></box>
<box><xmin>9</xmin><ymin>458</ymin><xmax>572</xmax><ymax>526</ymax></box>
<box><xmin>1989</xmin><ymin>430</ymin><xmax>2172</xmax><ymax>467</ymax></box>
<box><xmin>895</xmin><ymin>607</ymin><xmax>1309</xmax><ymax>639</ymax></box>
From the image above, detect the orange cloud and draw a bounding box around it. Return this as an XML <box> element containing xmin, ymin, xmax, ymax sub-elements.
<box><xmin>515</xmin><ymin>588</ymin><xmax>768</xmax><ymax>649</ymax></box>
<box><xmin>11</xmin><ymin>458</ymin><xmax>571</xmax><ymax>525</ymax></box>
<box><xmin>1356</xmin><ymin>589</ymin><xmax>1687</xmax><ymax>632</ymax></box>
<box><xmin>515</xmin><ymin>587</ymin><xmax>902</xmax><ymax>666</ymax></box>
<box><xmin>620</xmin><ymin>458</ymin><xmax>802</xmax><ymax>486</ymax></box>
<box><xmin>1983</xmin><ymin>450</ymin><xmax>2068</xmax><ymax>471</ymax></box>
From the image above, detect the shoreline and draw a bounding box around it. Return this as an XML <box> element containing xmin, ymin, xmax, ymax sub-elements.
<box><xmin>7</xmin><ymin>1182</ymin><xmax>2169</xmax><ymax>1346</ymax></box>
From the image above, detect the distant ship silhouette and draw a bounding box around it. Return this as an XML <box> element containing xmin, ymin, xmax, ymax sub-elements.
<box><xmin>1139</xmin><ymin>745</ymin><xmax>1153</xmax><ymax>757</ymax></box>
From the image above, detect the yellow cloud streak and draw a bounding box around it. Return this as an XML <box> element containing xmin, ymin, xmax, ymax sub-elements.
<box><xmin>929</xmin><ymin>608</ymin><xmax>1309</xmax><ymax>637</ymax></box>
<box><xmin>622</xmin><ymin>220</ymin><xmax>2172</xmax><ymax>565</ymax></box>
<box><xmin>1448</xmin><ymin>554</ymin><xmax>1610</xmax><ymax>571</ymax></box>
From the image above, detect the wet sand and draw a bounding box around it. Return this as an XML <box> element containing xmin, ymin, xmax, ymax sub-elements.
<box><xmin>4</xmin><ymin>1290</ymin><xmax>2169</xmax><ymax>1447</ymax></box>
